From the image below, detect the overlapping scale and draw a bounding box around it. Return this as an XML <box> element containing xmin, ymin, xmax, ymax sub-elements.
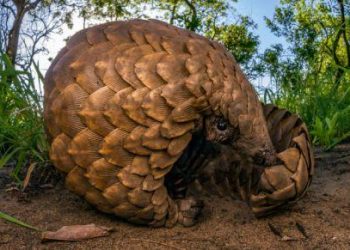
<box><xmin>44</xmin><ymin>19</ymin><xmax>309</xmax><ymax>227</ymax></box>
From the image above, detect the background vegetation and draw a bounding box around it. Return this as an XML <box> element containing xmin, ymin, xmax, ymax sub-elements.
<box><xmin>0</xmin><ymin>0</ymin><xmax>349</xmax><ymax>183</ymax></box>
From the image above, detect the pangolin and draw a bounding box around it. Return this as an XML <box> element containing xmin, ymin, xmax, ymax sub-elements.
<box><xmin>44</xmin><ymin>19</ymin><xmax>314</xmax><ymax>227</ymax></box>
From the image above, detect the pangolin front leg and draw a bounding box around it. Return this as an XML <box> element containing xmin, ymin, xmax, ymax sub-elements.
<box><xmin>165</xmin><ymin>132</ymin><xmax>218</xmax><ymax>226</ymax></box>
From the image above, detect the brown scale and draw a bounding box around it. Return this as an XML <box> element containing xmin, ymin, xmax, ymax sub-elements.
<box><xmin>129</xmin><ymin>156</ymin><xmax>151</xmax><ymax>176</ymax></box>
<box><xmin>103</xmin><ymin>23</ymin><xmax>133</xmax><ymax>45</ymax></box>
<box><xmin>51</xmin><ymin>44</ymin><xmax>90</xmax><ymax>92</ymax></box>
<box><xmin>44</xmin><ymin>19</ymin><xmax>314</xmax><ymax>227</ymax></box>
<box><xmin>117</xmin><ymin>166</ymin><xmax>144</xmax><ymax>189</ymax></box>
<box><xmin>185</xmin><ymin>72</ymin><xmax>212</xmax><ymax>97</ymax></box>
<box><xmin>157</xmin><ymin>54</ymin><xmax>190</xmax><ymax>83</ymax></box>
<box><xmin>185</xmin><ymin>54</ymin><xmax>207</xmax><ymax>75</ymax></box>
<box><xmin>99</xmin><ymin>129</ymin><xmax>134</xmax><ymax>167</ymax></box>
<box><xmin>68</xmin><ymin>128</ymin><xmax>103</xmax><ymax>168</ymax></box>
<box><xmin>142</xmin><ymin>87</ymin><xmax>172</xmax><ymax>122</ymax></box>
<box><xmin>104</xmin><ymin>88</ymin><xmax>138</xmax><ymax>132</ymax></box>
<box><xmin>115</xmin><ymin>45</ymin><xmax>154</xmax><ymax>89</ymax></box>
<box><xmin>144</xmin><ymin>32</ymin><xmax>163</xmax><ymax>52</ymax></box>
<box><xmin>49</xmin><ymin>134</ymin><xmax>75</xmax><ymax>173</ymax></box>
<box><xmin>160</xmin><ymin>117</ymin><xmax>195</xmax><ymax>139</ymax></box>
<box><xmin>129</xmin><ymin>29</ymin><xmax>147</xmax><ymax>46</ymax></box>
<box><xmin>161</xmin><ymin>81</ymin><xmax>194</xmax><ymax>108</ymax></box>
<box><xmin>70</xmin><ymin>44</ymin><xmax>111</xmax><ymax>94</ymax></box>
<box><xmin>50</xmin><ymin>84</ymin><xmax>88</xmax><ymax>137</ymax></box>
<box><xmin>171</xmin><ymin>98</ymin><xmax>200</xmax><ymax>123</ymax></box>
<box><xmin>95</xmin><ymin>44</ymin><xmax>137</xmax><ymax>92</ymax></box>
<box><xmin>44</xmin><ymin>87</ymin><xmax>62</xmax><ymax>138</ymax></box>
<box><xmin>85</xmin><ymin>23</ymin><xmax>110</xmax><ymax>45</ymax></box>
<box><xmin>79</xmin><ymin>86</ymin><xmax>115</xmax><ymax>137</ymax></box>
<box><xmin>124</xmin><ymin>126</ymin><xmax>152</xmax><ymax>155</ymax></box>
<box><xmin>103</xmin><ymin>182</ymin><xmax>130</xmax><ymax>206</ymax></box>
<box><xmin>142</xmin><ymin>124</ymin><xmax>170</xmax><ymax>150</ymax></box>
<box><xmin>85</xmin><ymin>158</ymin><xmax>120</xmax><ymax>191</ymax></box>
<box><xmin>161</xmin><ymin>36</ymin><xmax>187</xmax><ymax>54</ymax></box>
<box><xmin>134</xmin><ymin>52</ymin><xmax>167</xmax><ymax>89</ymax></box>
<box><xmin>122</xmin><ymin>87</ymin><xmax>157</xmax><ymax>127</ymax></box>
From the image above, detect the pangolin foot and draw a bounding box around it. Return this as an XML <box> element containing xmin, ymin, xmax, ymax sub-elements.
<box><xmin>176</xmin><ymin>196</ymin><xmax>204</xmax><ymax>227</ymax></box>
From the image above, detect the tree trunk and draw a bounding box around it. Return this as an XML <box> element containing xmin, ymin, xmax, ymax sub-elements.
<box><xmin>5</xmin><ymin>0</ymin><xmax>41</xmax><ymax>65</ymax></box>
<box><xmin>5</xmin><ymin>0</ymin><xmax>27</xmax><ymax>65</ymax></box>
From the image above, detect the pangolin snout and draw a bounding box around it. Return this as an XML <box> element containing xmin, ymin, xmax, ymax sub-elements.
<box><xmin>252</xmin><ymin>148</ymin><xmax>277</xmax><ymax>166</ymax></box>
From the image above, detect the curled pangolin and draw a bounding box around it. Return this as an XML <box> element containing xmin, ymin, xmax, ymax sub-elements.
<box><xmin>44</xmin><ymin>19</ymin><xmax>314</xmax><ymax>227</ymax></box>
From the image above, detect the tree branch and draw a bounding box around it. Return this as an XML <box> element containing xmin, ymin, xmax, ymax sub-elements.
<box><xmin>6</xmin><ymin>0</ymin><xmax>27</xmax><ymax>64</ymax></box>
<box><xmin>0</xmin><ymin>1</ymin><xmax>16</xmax><ymax>16</ymax></box>
<box><xmin>183</xmin><ymin>0</ymin><xmax>198</xmax><ymax>31</ymax></box>
<box><xmin>169</xmin><ymin>0</ymin><xmax>178</xmax><ymax>25</ymax></box>
<box><xmin>25</xmin><ymin>0</ymin><xmax>41</xmax><ymax>11</ymax></box>
<box><xmin>332</xmin><ymin>25</ymin><xmax>342</xmax><ymax>67</ymax></box>
<box><xmin>337</xmin><ymin>0</ymin><xmax>350</xmax><ymax>67</ymax></box>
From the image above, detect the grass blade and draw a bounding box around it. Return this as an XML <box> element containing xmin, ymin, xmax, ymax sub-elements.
<box><xmin>0</xmin><ymin>211</ymin><xmax>40</xmax><ymax>231</ymax></box>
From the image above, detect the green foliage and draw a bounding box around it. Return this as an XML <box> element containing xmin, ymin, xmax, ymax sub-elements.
<box><xmin>0</xmin><ymin>54</ymin><xmax>49</xmax><ymax>183</ymax></box>
<box><xmin>265</xmin><ymin>77</ymin><xmax>350</xmax><ymax>149</ymax></box>
<box><xmin>262</xmin><ymin>0</ymin><xmax>350</xmax><ymax>148</ymax></box>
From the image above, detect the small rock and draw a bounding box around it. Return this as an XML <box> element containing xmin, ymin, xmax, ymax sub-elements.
<box><xmin>333</xmin><ymin>208</ymin><xmax>340</xmax><ymax>214</ymax></box>
<box><xmin>281</xmin><ymin>235</ymin><xmax>297</xmax><ymax>241</ymax></box>
<box><xmin>314</xmin><ymin>208</ymin><xmax>323</xmax><ymax>215</ymax></box>
<box><xmin>0</xmin><ymin>234</ymin><xmax>12</xmax><ymax>244</ymax></box>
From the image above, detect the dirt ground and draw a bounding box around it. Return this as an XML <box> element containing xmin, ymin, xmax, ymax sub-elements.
<box><xmin>1</xmin><ymin>146</ymin><xmax>350</xmax><ymax>250</ymax></box>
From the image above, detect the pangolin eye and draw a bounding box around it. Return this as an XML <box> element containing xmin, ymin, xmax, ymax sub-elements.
<box><xmin>217</xmin><ymin>119</ymin><xmax>228</xmax><ymax>131</ymax></box>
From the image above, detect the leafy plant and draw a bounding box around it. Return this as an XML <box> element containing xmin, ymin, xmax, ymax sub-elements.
<box><xmin>0</xmin><ymin>53</ymin><xmax>49</xmax><ymax>183</ymax></box>
<box><xmin>311</xmin><ymin>106</ymin><xmax>350</xmax><ymax>150</ymax></box>
<box><xmin>264</xmin><ymin>69</ymin><xmax>350</xmax><ymax>149</ymax></box>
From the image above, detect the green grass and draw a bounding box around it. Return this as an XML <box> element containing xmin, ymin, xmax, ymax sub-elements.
<box><xmin>264</xmin><ymin>67</ymin><xmax>350</xmax><ymax>150</ymax></box>
<box><xmin>0</xmin><ymin>53</ymin><xmax>49</xmax><ymax>183</ymax></box>
<box><xmin>0</xmin><ymin>211</ymin><xmax>40</xmax><ymax>231</ymax></box>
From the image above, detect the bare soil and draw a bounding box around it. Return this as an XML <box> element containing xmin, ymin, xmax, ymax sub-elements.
<box><xmin>1</xmin><ymin>147</ymin><xmax>350</xmax><ymax>250</ymax></box>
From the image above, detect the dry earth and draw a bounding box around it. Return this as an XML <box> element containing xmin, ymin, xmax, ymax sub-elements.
<box><xmin>1</xmin><ymin>146</ymin><xmax>350</xmax><ymax>250</ymax></box>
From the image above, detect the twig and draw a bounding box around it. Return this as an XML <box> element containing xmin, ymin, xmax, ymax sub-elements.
<box><xmin>296</xmin><ymin>222</ymin><xmax>308</xmax><ymax>239</ymax></box>
<box><xmin>268</xmin><ymin>222</ymin><xmax>283</xmax><ymax>238</ymax></box>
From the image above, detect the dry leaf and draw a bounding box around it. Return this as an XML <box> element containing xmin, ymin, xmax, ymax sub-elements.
<box><xmin>41</xmin><ymin>224</ymin><xmax>114</xmax><ymax>242</ymax></box>
<box><xmin>281</xmin><ymin>235</ymin><xmax>298</xmax><ymax>241</ymax></box>
<box><xmin>22</xmin><ymin>163</ymin><xmax>36</xmax><ymax>191</ymax></box>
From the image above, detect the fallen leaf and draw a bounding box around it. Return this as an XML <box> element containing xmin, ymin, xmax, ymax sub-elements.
<box><xmin>41</xmin><ymin>224</ymin><xmax>114</xmax><ymax>242</ymax></box>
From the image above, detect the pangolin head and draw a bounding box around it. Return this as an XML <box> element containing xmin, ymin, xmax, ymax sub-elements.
<box><xmin>204</xmin><ymin>113</ymin><xmax>276</xmax><ymax>166</ymax></box>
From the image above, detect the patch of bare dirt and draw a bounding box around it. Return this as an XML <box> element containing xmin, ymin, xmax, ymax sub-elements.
<box><xmin>1</xmin><ymin>147</ymin><xmax>350</xmax><ymax>249</ymax></box>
